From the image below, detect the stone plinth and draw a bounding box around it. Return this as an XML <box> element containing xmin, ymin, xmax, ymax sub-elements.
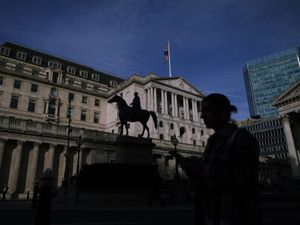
<box><xmin>115</xmin><ymin>136</ymin><xmax>155</xmax><ymax>165</ymax></box>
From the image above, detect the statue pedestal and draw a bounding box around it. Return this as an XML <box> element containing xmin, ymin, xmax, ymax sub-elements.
<box><xmin>115</xmin><ymin>136</ymin><xmax>155</xmax><ymax>165</ymax></box>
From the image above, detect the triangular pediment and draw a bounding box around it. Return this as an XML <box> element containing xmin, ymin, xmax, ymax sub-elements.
<box><xmin>273</xmin><ymin>80</ymin><xmax>300</xmax><ymax>106</ymax></box>
<box><xmin>156</xmin><ymin>77</ymin><xmax>204</xmax><ymax>96</ymax></box>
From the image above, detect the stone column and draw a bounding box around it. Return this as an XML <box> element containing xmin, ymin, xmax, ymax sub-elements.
<box><xmin>282</xmin><ymin>115</ymin><xmax>300</xmax><ymax>179</ymax></box>
<box><xmin>161</xmin><ymin>90</ymin><xmax>165</xmax><ymax>114</ymax></box>
<box><xmin>146</xmin><ymin>89</ymin><xmax>150</xmax><ymax>110</ymax></box>
<box><xmin>171</xmin><ymin>93</ymin><xmax>175</xmax><ymax>116</ymax></box>
<box><xmin>150</xmin><ymin>88</ymin><xmax>153</xmax><ymax>111</ymax></box>
<box><xmin>0</xmin><ymin>138</ymin><xmax>6</xmax><ymax>171</ymax></box>
<box><xmin>57</xmin><ymin>146</ymin><xmax>66</xmax><ymax>187</ymax></box>
<box><xmin>186</xmin><ymin>98</ymin><xmax>190</xmax><ymax>120</ymax></box>
<box><xmin>8</xmin><ymin>141</ymin><xmax>24</xmax><ymax>194</ymax></box>
<box><xmin>73</xmin><ymin>149</ymin><xmax>79</xmax><ymax>175</ymax></box>
<box><xmin>183</xmin><ymin>97</ymin><xmax>187</xmax><ymax>119</ymax></box>
<box><xmin>25</xmin><ymin>142</ymin><xmax>40</xmax><ymax>191</ymax></box>
<box><xmin>192</xmin><ymin>100</ymin><xmax>196</xmax><ymax>121</ymax></box>
<box><xmin>174</xmin><ymin>94</ymin><xmax>178</xmax><ymax>117</ymax></box>
<box><xmin>44</xmin><ymin>144</ymin><xmax>56</xmax><ymax>171</ymax></box>
<box><xmin>153</xmin><ymin>87</ymin><xmax>157</xmax><ymax>112</ymax></box>
<box><xmin>164</xmin><ymin>92</ymin><xmax>168</xmax><ymax>115</ymax></box>
<box><xmin>194</xmin><ymin>100</ymin><xmax>199</xmax><ymax>121</ymax></box>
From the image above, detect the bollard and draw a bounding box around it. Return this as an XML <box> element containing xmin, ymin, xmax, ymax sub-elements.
<box><xmin>35</xmin><ymin>169</ymin><xmax>54</xmax><ymax>225</ymax></box>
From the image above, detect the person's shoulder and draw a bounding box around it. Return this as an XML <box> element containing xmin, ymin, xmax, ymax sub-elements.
<box><xmin>234</xmin><ymin>127</ymin><xmax>256</xmax><ymax>144</ymax></box>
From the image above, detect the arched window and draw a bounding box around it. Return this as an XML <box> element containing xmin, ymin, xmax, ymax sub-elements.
<box><xmin>170</xmin><ymin>123</ymin><xmax>174</xmax><ymax>129</ymax></box>
<box><xmin>159</xmin><ymin>121</ymin><xmax>163</xmax><ymax>128</ymax></box>
<box><xmin>48</xmin><ymin>99</ymin><xmax>56</xmax><ymax>115</ymax></box>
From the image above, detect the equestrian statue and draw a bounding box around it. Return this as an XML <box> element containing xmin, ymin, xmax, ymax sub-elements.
<box><xmin>108</xmin><ymin>92</ymin><xmax>157</xmax><ymax>138</ymax></box>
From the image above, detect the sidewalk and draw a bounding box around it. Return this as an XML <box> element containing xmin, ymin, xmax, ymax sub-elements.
<box><xmin>1</xmin><ymin>197</ymin><xmax>300</xmax><ymax>212</ymax></box>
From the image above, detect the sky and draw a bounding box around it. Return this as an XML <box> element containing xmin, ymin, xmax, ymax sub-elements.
<box><xmin>1</xmin><ymin>0</ymin><xmax>300</xmax><ymax>120</ymax></box>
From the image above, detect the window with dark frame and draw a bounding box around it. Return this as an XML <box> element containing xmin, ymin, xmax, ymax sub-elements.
<box><xmin>82</xmin><ymin>96</ymin><xmax>87</xmax><ymax>104</ymax></box>
<box><xmin>94</xmin><ymin>112</ymin><xmax>100</xmax><ymax>123</ymax></box>
<box><xmin>13</xmin><ymin>80</ymin><xmax>22</xmax><ymax>89</ymax></box>
<box><xmin>0</xmin><ymin>76</ymin><xmax>3</xmax><ymax>85</ymax></box>
<box><xmin>28</xmin><ymin>99</ymin><xmax>36</xmax><ymax>112</ymax></box>
<box><xmin>159</xmin><ymin>134</ymin><xmax>164</xmax><ymax>140</ymax></box>
<box><xmin>10</xmin><ymin>95</ymin><xmax>19</xmax><ymax>109</ymax></box>
<box><xmin>66</xmin><ymin>107</ymin><xmax>73</xmax><ymax>118</ymax></box>
<box><xmin>0</xmin><ymin>47</ymin><xmax>10</xmax><ymax>56</ymax></box>
<box><xmin>95</xmin><ymin>99</ymin><xmax>100</xmax><ymax>106</ymax></box>
<box><xmin>159</xmin><ymin>121</ymin><xmax>163</xmax><ymax>128</ymax></box>
<box><xmin>81</xmin><ymin>109</ymin><xmax>87</xmax><ymax>121</ymax></box>
<box><xmin>31</xmin><ymin>84</ymin><xmax>38</xmax><ymax>92</ymax></box>
<box><xmin>69</xmin><ymin>93</ymin><xmax>74</xmax><ymax>101</ymax></box>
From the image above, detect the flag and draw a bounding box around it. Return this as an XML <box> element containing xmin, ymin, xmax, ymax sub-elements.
<box><xmin>164</xmin><ymin>45</ymin><xmax>169</xmax><ymax>64</ymax></box>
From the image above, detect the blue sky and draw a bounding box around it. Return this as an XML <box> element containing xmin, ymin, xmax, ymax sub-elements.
<box><xmin>1</xmin><ymin>0</ymin><xmax>300</xmax><ymax>120</ymax></box>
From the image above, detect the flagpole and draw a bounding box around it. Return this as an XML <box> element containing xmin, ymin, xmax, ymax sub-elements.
<box><xmin>168</xmin><ymin>40</ymin><xmax>172</xmax><ymax>77</ymax></box>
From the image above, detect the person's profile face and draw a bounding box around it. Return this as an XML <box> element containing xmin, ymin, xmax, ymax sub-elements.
<box><xmin>200</xmin><ymin>101</ymin><xmax>221</xmax><ymax>129</ymax></box>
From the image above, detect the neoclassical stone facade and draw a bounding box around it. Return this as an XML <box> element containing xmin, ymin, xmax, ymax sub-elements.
<box><xmin>0</xmin><ymin>42</ymin><xmax>210</xmax><ymax>197</ymax></box>
<box><xmin>273</xmin><ymin>80</ymin><xmax>300</xmax><ymax>179</ymax></box>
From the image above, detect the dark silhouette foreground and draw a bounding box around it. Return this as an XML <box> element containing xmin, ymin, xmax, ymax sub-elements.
<box><xmin>170</xmin><ymin>93</ymin><xmax>262</xmax><ymax>225</ymax></box>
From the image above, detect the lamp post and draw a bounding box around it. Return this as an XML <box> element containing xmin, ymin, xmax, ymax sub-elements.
<box><xmin>171</xmin><ymin>135</ymin><xmax>179</xmax><ymax>179</ymax></box>
<box><xmin>63</xmin><ymin>96</ymin><xmax>72</xmax><ymax>195</ymax></box>
<box><xmin>76</xmin><ymin>135</ymin><xmax>83</xmax><ymax>177</ymax></box>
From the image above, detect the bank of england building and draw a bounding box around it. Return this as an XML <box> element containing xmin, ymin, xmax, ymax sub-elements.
<box><xmin>0</xmin><ymin>42</ymin><xmax>210</xmax><ymax>198</ymax></box>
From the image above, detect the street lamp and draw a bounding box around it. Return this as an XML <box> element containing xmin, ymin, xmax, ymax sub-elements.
<box><xmin>171</xmin><ymin>135</ymin><xmax>179</xmax><ymax>179</ymax></box>
<box><xmin>63</xmin><ymin>95</ymin><xmax>72</xmax><ymax>195</ymax></box>
<box><xmin>76</xmin><ymin>135</ymin><xmax>83</xmax><ymax>177</ymax></box>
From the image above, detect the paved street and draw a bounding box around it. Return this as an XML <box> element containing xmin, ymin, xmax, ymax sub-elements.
<box><xmin>1</xmin><ymin>199</ymin><xmax>300</xmax><ymax>225</ymax></box>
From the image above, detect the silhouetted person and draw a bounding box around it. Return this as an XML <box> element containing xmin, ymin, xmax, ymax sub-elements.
<box><xmin>2</xmin><ymin>185</ymin><xmax>8</xmax><ymax>201</ymax></box>
<box><xmin>26</xmin><ymin>188</ymin><xmax>30</xmax><ymax>201</ymax></box>
<box><xmin>170</xmin><ymin>93</ymin><xmax>262</xmax><ymax>225</ymax></box>
<box><xmin>130</xmin><ymin>92</ymin><xmax>141</xmax><ymax>113</ymax></box>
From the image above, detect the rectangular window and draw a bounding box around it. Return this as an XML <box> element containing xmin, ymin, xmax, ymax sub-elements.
<box><xmin>0</xmin><ymin>76</ymin><xmax>3</xmax><ymax>85</ymax></box>
<box><xmin>66</xmin><ymin>106</ymin><xmax>73</xmax><ymax>118</ymax></box>
<box><xmin>94</xmin><ymin>112</ymin><xmax>100</xmax><ymax>123</ymax></box>
<box><xmin>92</xmin><ymin>73</ymin><xmax>100</xmax><ymax>81</ymax></box>
<box><xmin>16</xmin><ymin>51</ymin><xmax>27</xmax><ymax>61</ymax></box>
<box><xmin>67</xmin><ymin>66</ymin><xmax>76</xmax><ymax>75</ymax></box>
<box><xmin>10</xmin><ymin>95</ymin><xmax>19</xmax><ymax>109</ymax></box>
<box><xmin>28</xmin><ymin>99</ymin><xmax>36</xmax><ymax>112</ymax></box>
<box><xmin>80</xmin><ymin>70</ymin><xmax>88</xmax><ymax>78</ymax></box>
<box><xmin>13</xmin><ymin>80</ymin><xmax>22</xmax><ymax>89</ymax></box>
<box><xmin>0</xmin><ymin>47</ymin><xmax>10</xmax><ymax>56</ymax></box>
<box><xmin>52</xmin><ymin>72</ymin><xmax>59</xmax><ymax>83</ymax></box>
<box><xmin>81</xmin><ymin>109</ymin><xmax>87</xmax><ymax>121</ymax></box>
<box><xmin>82</xmin><ymin>96</ymin><xmax>87</xmax><ymax>104</ymax></box>
<box><xmin>48</xmin><ymin>61</ymin><xmax>62</xmax><ymax>69</ymax></box>
<box><xmin>32</xmin><ymin>56</ymin><xmax>42</xmax><ymax>65</ymax></box>
<box><xmin>95</xmin><ymin>99</ymin><xmax>100</xmax><ymax>106</ymax></box>
<box><xmin>31</xmin><ymin>84</ymin><xmax>38</xmax><ymax>92</ymax></box>
<box><xmin>68</xmin><ymin>93</ymin><xmax>74</xmax><ymax>101</ymax></box>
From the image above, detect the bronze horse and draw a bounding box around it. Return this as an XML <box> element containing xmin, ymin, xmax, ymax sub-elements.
<box><xmin>108</xmin><ymin>95</ymin><xmax>157</xmax><ymax>138</ymax></box>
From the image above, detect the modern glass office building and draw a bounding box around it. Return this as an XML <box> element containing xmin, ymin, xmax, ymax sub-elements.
<box><xmin>244</xmin><ymin>48</ymin><xmax>300</xmax><ymax>118</ymax></box>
